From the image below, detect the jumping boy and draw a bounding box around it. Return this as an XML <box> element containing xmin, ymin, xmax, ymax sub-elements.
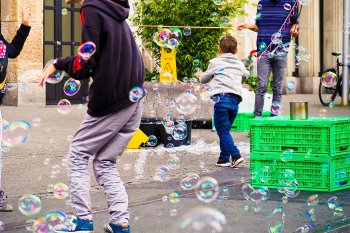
<box><xmin>197</xmin><ymin>36</ymin><xmax>249</xmax><ymax>168</ymax></box>
<box><xmin>39</xmin><ymin>0</ymin><xmax>145</xmax><ymax>232</ymax></box>
<box><xmin>0</xmin><ymin>7</ymin><xmax>31</xmax><ymax>212</ymax></box>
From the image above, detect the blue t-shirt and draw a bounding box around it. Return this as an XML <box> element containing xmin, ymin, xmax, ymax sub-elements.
<box><xmin>256</xmin><ymin>0</ymin><xmax>299</xmax><ymax>55</ymax></box>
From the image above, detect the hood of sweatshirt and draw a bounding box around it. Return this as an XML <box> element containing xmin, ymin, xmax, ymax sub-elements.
<box><xmin>82</xmin><ymin>0</ymin><xmax>130</xmax><ymax>22</ymax></box>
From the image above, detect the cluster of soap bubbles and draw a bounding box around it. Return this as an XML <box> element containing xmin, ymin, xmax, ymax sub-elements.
<box><xmin>28</xmin><ymin>211</ymin><xmax>76</xmax><ymax>233</ymax></box>
<box><xmin>154</xmin><ymin>155</ymin><xmax>180</xmax><ymax>182</ymax></box>
<box><xmin>153</xmin><ymin>28</ymin><xmax>183</xmax><ymax>49</ymax></box>
<box><xmin>2</xmin><ymin>120</ymin><xmax>31</xmax><ymax>150</ymax></box>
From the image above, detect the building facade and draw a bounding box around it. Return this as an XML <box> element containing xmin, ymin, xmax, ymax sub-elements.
<box><xmin>0</xmin><ymin>0</ymin><xmax>346</xmax><ymax>106</ymax></box>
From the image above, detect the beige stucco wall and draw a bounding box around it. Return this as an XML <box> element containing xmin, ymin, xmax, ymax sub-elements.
<box><xmin>1</xmin><ymin>0</ymin><xmax>45</xmax><ymax>106</ymax></box>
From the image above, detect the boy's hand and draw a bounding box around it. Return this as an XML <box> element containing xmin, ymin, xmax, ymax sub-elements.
<box><xmin>21</xmin><ymin>6</ymin><xmax>31</xmax><ymax>26</ymax></box>
<box><xmin>237</xmin><ymin>24</ymin><xmax>247</xmax><ymax>31</ymax></box>
<box><xmin>291</xmin><ymin>24</ymin><xmax>299</xmax><ymax>38</ymax></box>
<box><xmin>195</xmin><ymin>69</ymin><xmax>203</xmax><ymax>79</ymax></box>
<box><xmin>39</xmin><ymin>64</ymin><xmax>56</xmax><ymax>87</ymax></box>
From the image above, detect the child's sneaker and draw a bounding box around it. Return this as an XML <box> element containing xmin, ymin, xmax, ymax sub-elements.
<box><xmin>231</xmin><ymin>156</ymin><xmax>244</xmax><ymax>168</ymax></box>
<box><xmin>59</xmin><ymin>217</ymin><xmax>94</xmax><ymax>233</ymax></box>
<box><xmin>216</xmin><ymin>159</ymin><xmax>231</xmax><ymax>167</ymax></box>
<box><xmin>104</xmin><ymin>223</ymin><xmax>130</xmax><ymax>233</ymax></box>
<box><xmin>0</xmin><ymin>190</ymin><xmax>13</xmax><ymax>212</ymax></box>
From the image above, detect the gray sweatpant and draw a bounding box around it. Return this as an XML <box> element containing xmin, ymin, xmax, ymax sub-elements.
<box><xmin>69</xmin><ymin>101</ymin><xmax>143</xmax><ymax>224</ymax></box>
<box><xmin>254</xmin><ymin>55</ymin><xmax>287</xmax><ymax>117</ymax></box>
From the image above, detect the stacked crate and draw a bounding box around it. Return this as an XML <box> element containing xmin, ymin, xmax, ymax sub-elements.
<box><xmin>249</xmin><ymin>117</ymin><xmax>350</xmax><ymax>192</ymax></box>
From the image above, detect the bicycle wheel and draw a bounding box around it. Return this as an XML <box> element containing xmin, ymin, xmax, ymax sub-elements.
<box><xmin>319</xmin><ymin>79</ymin><xmax>337</xmax><ymax>106</ymax></box>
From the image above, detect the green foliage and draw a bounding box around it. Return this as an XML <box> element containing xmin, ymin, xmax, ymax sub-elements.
<box><xmin>133</xmin><ymin>0</ymin><xmax>249</xmax><ymax>80</ymax></box>
<box><xmin>243</xmin><ymin>75</ymin><xmax>273</xmax><ymax>93</ymax></box>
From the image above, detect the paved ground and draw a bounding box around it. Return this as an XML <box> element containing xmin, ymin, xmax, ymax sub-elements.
<box><xmin>0</xmin><ymin>94</ymin><xmax>349</xmax><ymax>233</ymax></box>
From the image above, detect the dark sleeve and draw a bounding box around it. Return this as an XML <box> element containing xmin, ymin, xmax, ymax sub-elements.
<box><xmin>7</xmin><ymin>24</ymin><xmax>31</xmax><ymax>58</ymax></box>
<box><xmin>54</xmin><ymin>6</ymin><xmax>100</xmax><ymax>80</ymax></box>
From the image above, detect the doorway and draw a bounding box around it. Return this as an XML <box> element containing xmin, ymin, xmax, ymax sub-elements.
<box><xmin>44</xmin><ymin>0</ymin><xmax>89</xmax><ymax>105</ymax></box>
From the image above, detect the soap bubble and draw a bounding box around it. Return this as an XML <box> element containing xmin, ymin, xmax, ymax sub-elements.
<box><xmin>241</xmin><ymin>183</ymin><xmax>255</xmax><ymax>201</ymax></box>
<box><xmin>193</xmin><ymin>58</ymin><xmax>201</xmax><ymax>68</ymax></box>
<box><xmin>180</xmin><ymin>173</ymin><xmax>200</xmax><ymax>190</ymax></box>
<box><xmin>167</xmin><ymin>155</ymin><xmax>180</xmax><ymax>170</ymax></box>
<box><xmin>307</xmin><ymin>194</ymin><xmax>319</xmax><ymax>206</ymax></box>
<box><xmin>282</xmin><ymin>196</ymin><xmax>288</xmax><ymax>204</ymax></box>
<box><xmin>195</xmin><ymin>177</ymin><xmax>219</xmax><ymax>203</ymax></box>
<box><xmin>268</xmin><ymin>207</ymin><xmax>286</xmax><ymax>233</ymax></box>
<box><xmin>333</xmin><ymin>205</ymin><xmax>344</xmax><ymax>217</ymax></box>
<box><xmin>18</xmin><ymin>194</ymin><xmax>42</xmax><ymax>216</ymax></box>
<box><xmin>153</xmin><ymin>29</ymin><xmax>171</xmax><ymax>47</ymax></box>
<box><xmin>53</xmin><ymin>183</ymin><xmax>69</xmax><ymax>199</ymax></box>
<box><xmin>280</xmin><ymin>169</ymin><xmax>295</xmax><ymax>187</ymax></box>
<box><xmin>271</xmin><ymin>101</ymin><xmax>283</xmax><ymax>116</ymax></box>
<box><xmin>327</xmin><ymin>196</ymin><xmax>338</xmax><ymax>209</ymax></box>
<box><xmin>183</xmin><ymin>27</ymin><xmax>191</xmax><ymax>36</ymax></box>
<box><xmin>305</xmin><ymin>208</ymin><xmax>317</xmax><ymax>228</ymax></box>
<box><xmin>170</xmin><ymin>208</ymin><xmax>178</xmax><ymax>217</ymax></box>
<box><xmin>147</xmin><ymin>135</ymin><xmax>157</xmax><ymax>146</ymax></box>
<box><xmin>217</xmin><ymin>187</ymin><xmax>229</xmax><ymax>201</ymax></box>
<box><xmin>78</xmin><ymin>41</ymin><xmax>96</xmax><ymax>60</ymax></box>
<box><xmin>259</xmin><ymin>166</ymin><xmax>270</xmax><ymax>183</ymax></box>
<box><xmin>271</xmin><ymin>32</ymin><xmax>282</xmax><ymax>45</ymax></box>
<box><xmin>210</xmin><ymin>12</ymin><xmax>219</xmax><ymax>22</ymax></box>
<box><xmin>173</xmin><ymin>207</ymin><xmax>227</xmax><ymax>232</ymax></box>
<box><xmin>219</xmin><ymin>16</ymin><xmax>230</xmax><ymax>27</ymax></box>
<box><xmin>284</xmin><ymin>3</ymin><xmax>292</xmax><ymax>10</ymax></box>
<box><xmin>129</xmin><ymin>86</ymin><xmax>144</xmax><ymax>102</ymax></box>
<box><xmin>172</xmin><ymin>123</ymin><xmax>187</xmax><ymax>140</ymax></box>
<box><xmin>321</xmin><ymin>71</ymin><xmax>337</xmax><ymax>88</ymax></box>
<box><xmin>175</xmin><ymin>92</ymin><xmax>198</xmax><ymax>115</ymax></box>
<box><xmin>63</xmin><ymin>78</ymin><xmax>81</xmax><ymax>96</ymax></box>
<box><xmin>45</xmin><ymin>211</ymin><xmax>68</xmax><ymax>231</ymax></box>
<box><xmin>61</xmin><ymin>8</ymin><xmax>68</xmax><ymax>15</ymax></box>
<box><xmin>2</xmin><ymin>120</ymin><xmax>31</xmax><ymax>149</ymax></box>
<box><xmin>6</xmin><ymin>83</ymin><xmax>18</xmax><ymax>91</ymax></box>
<box><xmin>258</xmin><ymin>42</ymin><xmax>267</xmax><ymax>51</ymax></box>
<box><xmin>286</xmin><ymin>81</ymin><xmax>296</xmax><ymax>92</ymax></box>
<box><xmin>154</xmin><ymin>165</ymin><xmax>171</xmax><ymax>182</ymax></box>
<box><xmin>281</xmin><ymin>149</ymin><xmax>294</xmax><ymax>162</ymax></box>
<box><xmin>296</xmin><ymin>46</ymin><xmax>311</xmax><ymax>63</ymax></box>
<box><xmin>44</xmin><ymin>59</ymin><xmax>65</xmax><ymax>84</ymax></box>
<box><xmin>213</xmin><ymin>0</ymin><xmax>223</xmax><ymax>5</ymax></box>
<box><xmin>169</xmin><ymin>191</ymin><xmax>181</xmax><ymax>204</ymax></box>
<box><xmin>57</xmin><ymin>99</ymin><xmax>71</xmax><ymax>115</ymax></box>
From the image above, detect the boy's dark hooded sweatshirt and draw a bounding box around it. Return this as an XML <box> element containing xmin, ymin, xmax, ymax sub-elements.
<box><xmin>54</xmin><ymin>0</ymin><xmax>145</xmax><ymax>117</ymax></box>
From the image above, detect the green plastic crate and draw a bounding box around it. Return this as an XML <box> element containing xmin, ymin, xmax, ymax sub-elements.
<box><xmin>250</xmin><ymin>152</ymin><xmax>350</xmax><ymax>192</ymax></box>
<box><xmin>212</xmin><ymin>111</ymin><xmax>270</xmax><ymax>132</ymax></box>
<box><xmin>250</xmin><ymin>117</ymin><xmax>350</xmax><ymax>156</ymax></box>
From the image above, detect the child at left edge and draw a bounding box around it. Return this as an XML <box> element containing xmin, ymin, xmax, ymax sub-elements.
<box><xmin>197</xmin><ymin>35</ymin><xmax>249</xmax><ymax>168</ymax></box>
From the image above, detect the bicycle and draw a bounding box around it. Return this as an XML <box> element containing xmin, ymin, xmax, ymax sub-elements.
<box><xmin>319</xmin><ymin>52</ymin><xmax>350</xmax><ymax>106</ymax></box>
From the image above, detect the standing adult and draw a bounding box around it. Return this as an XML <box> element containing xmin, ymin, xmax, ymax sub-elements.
<box><xmin>39</xmin><ymin>0</ymin><xmax>145</xmax><ymax>232</ymax></box>
<box><xmin>238</xmin><ymin>0</ymin><xmax>299</xmax><ymax>117</ymax></box>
